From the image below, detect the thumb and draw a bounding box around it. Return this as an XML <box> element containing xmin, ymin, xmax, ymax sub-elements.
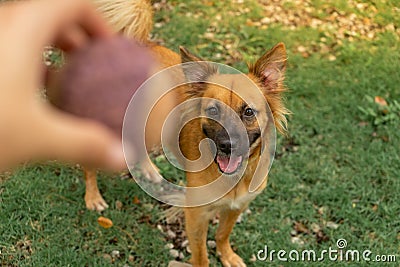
<box><xmin>34</xmin><ymin>107</ymin><xmax>128</xmax><ymax>170</ymax></box>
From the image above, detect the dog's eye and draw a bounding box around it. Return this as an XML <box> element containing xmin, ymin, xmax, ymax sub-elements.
<box><xmin>244</xmin><ymin>108</ymin><xmax>255</xmax><ymax>117</ymax></box>
<box><xmin>206</xmin><ymin>107</ymin><xmax>219</xmax><ymax>117</ymax></box>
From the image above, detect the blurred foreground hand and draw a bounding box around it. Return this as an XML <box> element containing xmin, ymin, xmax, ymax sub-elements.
<box><xmin>0</xmin><ymin>0</ymin><xmax>126</xmax><ymax>171</ymax></box>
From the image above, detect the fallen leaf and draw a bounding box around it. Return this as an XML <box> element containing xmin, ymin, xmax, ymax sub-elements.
<box><xmin>294</xmin><ymin>221</ymin><xmax>309</xmax><ymax>234</ymax></box>
<box><xmin>291</xmin><ymin>236</ymin><xmax>305</xmax><ymax>245</ymax></box>
<box><xmin>311</xmin><ymin>223</ymin><xmax>321</xmax><ymax>233</ymax></box>
<box><xmin>316</xmin><ymin>230</ymin><xmax>329</xmax><ymax>243</ymax></box>
<box><xmin>165</xmin><ymin>243</ymin><xmax>174</xmax><ymax>249</ymax></box>
<box><xmin>207</xmin><ymin>240</ymin><xmax>216</xmax><ymax>249</ymax></box>
<box><xmin>326</xmin><ymin>221</ymin><xmax>339</xmax><ymax>230</ymax></box>
<box><xmin>301</xmin><ymin>52</ymin><xmax>310</xmax><ymax>58</ymax></box>
<box><xmin>98</xmin><ymin>216</ymin><xmax>113</xmax><ymax>229</ymax></box>
<box><xmin>169</xmin><ymin>249</ymin><xmax>180</xmax><ymax>258</ymax></box>
<box><xmin>372</xmin><ymin>204</ymin><xmax>378</xmax><ymax>212</ymax></box>
<box><xmin>111</xmin><ymin>250</ymin><xmax>120</xmax><ymax>259</ymax></box>
<box><xmin>374</xmin><ymin>96</ymin><xmax>388</xmax><ymax>106</ymax></box>
<box><xmin>297</xmin><ymin>45</ymin><xmax>306</xmax><ymax>53</ymax></box>
<box><xmin>318</xmin><ymin>206</ymin><xmax>327</xmax><ymax>215</ymax></box>
<box><xmin>128</xmin><ymin>255</ymin><xmax>135</xmax><ymax>263</ymax></box>
<box><xmin>381</xmin><ymin>135</ymin><xmax>389</xmax><ymax>142</ymax></box>
<box><xmin>103</xmin><ymin>253</ymin><xmax>112</xmax><ymax>262</ymax></box>
<box><xmin>368</xmin><ymin>232</ymin><xmax>376</xmax><ymax>239</ymax></box>
<box><xmin>133</xmin><ymin>196</ymin><xmax>141</xmax><ymax>204</ymax></box>
<box><xmin>167</xmin><ymin>229</ymin><xmax>177</xmax><ymax>239</ymax></box>
<box><xmin>109</xmin><ymin>237</ymin><xmax>118</xmax><ymax>244</ymax></box>
<box><xmin>115</xmin><ymin>200</ymin><xmax>123</xmax><ymax>211</ymax></box>
<box><xmin>328</xmin><ymin>55</ymin><xmax>337</xmax><ymax>61</ymax></box>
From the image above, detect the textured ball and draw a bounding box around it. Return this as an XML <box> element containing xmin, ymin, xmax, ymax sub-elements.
<box><xmin>48</xmin><ymin>36</ymin><xmax>156</xmax><ymax>136</ymax></box>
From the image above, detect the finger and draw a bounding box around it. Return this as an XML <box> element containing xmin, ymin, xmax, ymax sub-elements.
<box><xmin>1</xmin><ymin>0</ymin><xmax>113</xmax><ymax>88</ymax></box>
<box><xmin>32</xmin><ymin>106</ymin><xmax>128</xmax><ymax>171</ymax></box>
<box><xmin>13</xmin><ymin>0</ymin><xmax>112</xmax><ymax>53</ymax></box>
<box><xmin>54</xmin><ymin>25</ymin><xmax>89</xmax><ymax>52</ymax></box>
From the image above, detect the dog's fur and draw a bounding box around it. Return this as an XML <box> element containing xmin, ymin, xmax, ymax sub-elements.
<box><xmin>176</xmin><ymin>45</ymin><xmax>287</xmax><ymax>267</ymax></box>
<box><xmin>84</xmin><ymin>1</ymin><xmax>288</xmax><ymax>266</ymax></box>
<box><xmin>92</xmin><ymin>0</ymin><xmax>153</xmax><ymax>44</ymax></box>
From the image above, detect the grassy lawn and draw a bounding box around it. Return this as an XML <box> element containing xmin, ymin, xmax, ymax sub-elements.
<box><xmin>1</xmin><ymin>0</ymin><xmax>399</xmax><ymax>266</ymax></box>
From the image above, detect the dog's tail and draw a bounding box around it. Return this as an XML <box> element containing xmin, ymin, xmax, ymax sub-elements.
<box><xmin>159</xmin><ymin>193</ymin><xmax>186</xmax><ymax>223</ymax></box>
<box><xmin>162</xmin><ymin>205</ymin><xmax>184</xmax><ymax>224</ymax></box>
<box><xmin>92</xmin><ymin>0</ymin><xmax>153</xmax><ymax>44</ymax></box>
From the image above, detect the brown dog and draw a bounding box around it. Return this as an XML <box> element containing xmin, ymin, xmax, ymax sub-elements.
<box><xmin>83</xmin><ymin>42</ymin><xmax>288</xmax><ymax>267</ymax></box>
<box><xmin>176</xmin><ymin>44</ymin><xmax>288</xmax><ymax>266</ymax></box>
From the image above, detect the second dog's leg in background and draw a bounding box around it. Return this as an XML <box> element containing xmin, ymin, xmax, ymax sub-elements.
<box><xmin>84</xmin><ymin>169</ymin><xmax>108</xmax><ymax>211</ymax></box>
<box><xmin>216</xmin><ymin>208</ymin><xmax>247</xmax><ymax>267</ymax></box>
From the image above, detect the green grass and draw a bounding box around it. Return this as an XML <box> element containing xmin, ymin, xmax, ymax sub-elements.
<box><xmin>0</xmin><ymin>165</ymin><xmax>170</xmax><ymax>266</ymax></box>
<box><xmin>1</xmin><ymin>0</ymin><xmax>400</xmax><ymax>266</ymax></box>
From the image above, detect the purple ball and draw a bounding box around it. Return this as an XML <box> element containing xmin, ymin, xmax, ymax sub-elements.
<box><xmin>48</xmin><ymin>36</ymin><xmax>156</xmax><ymax>136</ymax></box>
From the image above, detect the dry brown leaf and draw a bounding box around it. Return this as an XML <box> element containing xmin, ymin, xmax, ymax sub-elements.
<box><xmin>316</xmin><ymin>230</ymin><xmax>329</xmax><ymax>243</ymax></box>
<box><xmin>372</xmin><ymin>204</ymin><xmax>378</xmax><ymax>212</ymax></box>
<box><xmin>294</xmin><ymin>221</ymin><xmax>309</xmax><ymax>234</ymax></box>
<box><xmin>297</xmin><ymin>45</ymin><xmax>306</xmax><ymax>53</ymax></box>
<box><xmin>310</xmin><ymin>223</ymin><xmax>321</xmax><ymax>233</ymax></box>
<box><xmin>98</xmin><ymin>216</ymin><xmax>113</xmax><ymax>229</ymax></box>
<box><xmin>115</xmin><ymin>200</ymin><xmax>123</xmax><ymax>211</ymax></box>
<box><xmin>326</xmin><ymin>221</ymin><xmax>339</xmax><ymax>229</ymax></box>
<box><xmin>374</xmin><ymin>96</ymin><xmax>388</xmax><ymax>106</ymax></box>
<box><xmin>381</xmin><ymin>135</ymin><xmax>389</xmax><ymax>142</ymax></box>
<box><xmin>133</xmin><ymin>196</ymin><xmax>141</xmax><ymax>204</ymax></box>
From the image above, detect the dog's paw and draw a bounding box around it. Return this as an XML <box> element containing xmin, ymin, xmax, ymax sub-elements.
<box><xmin>140</xmin><ymin>160</ymin><xmax>163</xmax><ymax>183</ymax></box>
<box><xmin>85</xmin><ymin>192</ymin><xmax>109</xmax><ymax>212</ymax></box>
<box><xmin>219</xmin><ymin>252</ymin><xmax>246</xmax><ymax>267</ymax></box>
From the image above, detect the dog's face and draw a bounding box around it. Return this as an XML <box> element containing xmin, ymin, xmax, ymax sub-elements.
<box><xmin>180</xmin><ymin>44</ymin><xmax>288</xmax><ymax>175</ymax></box>
<box><xmin>199</xmin><ymin>77</ymin><xmax>267</xmax><ymax>174</ymax></box>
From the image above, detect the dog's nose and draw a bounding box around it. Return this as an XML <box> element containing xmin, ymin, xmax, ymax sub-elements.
<box><xmin>218</xmin><ymin>139</ymin><xmax>238</xmax><ymax>154</ymax></box>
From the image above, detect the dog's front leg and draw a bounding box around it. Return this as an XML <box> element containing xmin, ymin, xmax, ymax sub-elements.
<box><xmin>216</xmin><ymin>208</ymin><xmax>247</xmax><ymax>267</ymax></box>
<box><xmin>185</xmin><ymin>207</ymin><xmax>211</xmax><ymax>267</ymax></box>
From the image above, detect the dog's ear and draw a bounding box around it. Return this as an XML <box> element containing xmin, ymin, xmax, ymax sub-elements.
<box><xmin>250</xmin><ymin>42</ymin><xmax>287</xmax><ymax>92</ymax></box>
<box><xmin>180</xmin><ymin>46</ymin><xmax>205</xmax><ymax>63</ymax></box>
<box><xmin>179</xmin><ymin>46</ymin><xmax>218</xmax><ymax>97</ymax></box>
<box><xmin>250</xmin><ymin>43</ymin><xmax>289</xmax><ymax>135</ymax></box>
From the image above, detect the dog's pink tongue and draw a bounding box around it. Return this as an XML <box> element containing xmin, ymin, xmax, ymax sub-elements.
<box><xmin>216</xmin><ymin>155</ymin><xmax>243</xmax><ymax>174</ymax></box>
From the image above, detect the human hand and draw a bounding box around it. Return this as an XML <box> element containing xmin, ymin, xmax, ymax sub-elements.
<box><xmin>0</xmin><ymin>0</ymin><xmax>126</xmax><ymax>171</ymax></box>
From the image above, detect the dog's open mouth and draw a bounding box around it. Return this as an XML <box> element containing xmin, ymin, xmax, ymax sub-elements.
<box><xmin>215</xmin><ymin>154</ymin><xmax>243</xmax><ymax>174</ymax></box>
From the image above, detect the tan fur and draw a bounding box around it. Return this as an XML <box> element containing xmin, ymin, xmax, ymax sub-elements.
<box><xmin>175</xmin><ymin>44</ymin><xmax>287</xmax><ymax>266</ymax></box>
<box><xmin>92</xmin><ymin>0</ymin><xmax>153</xmax><ymax>44</ymax></box>
<box><xmin>84</xmin><ymin>169</ymin><xmax>108</xmax><ymax>211</ymax></box>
